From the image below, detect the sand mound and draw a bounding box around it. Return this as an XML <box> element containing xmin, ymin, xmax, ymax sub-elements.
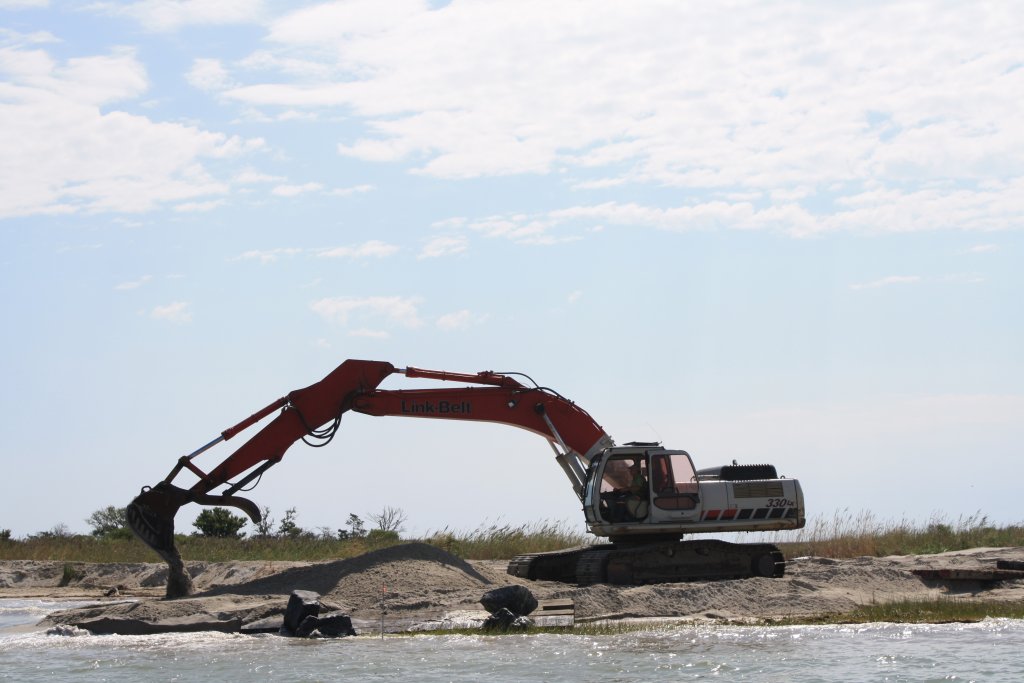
<box><xmin>198</xmin><ymin>542</ymin><xmax>493</xmax><ymax>612</ymax></box>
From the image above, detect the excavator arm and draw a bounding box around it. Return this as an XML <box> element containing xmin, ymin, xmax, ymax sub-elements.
<box><xmin>127</xmin><ymin>359</ymin><xmax>612</xmax><ymax>595</ymax></box>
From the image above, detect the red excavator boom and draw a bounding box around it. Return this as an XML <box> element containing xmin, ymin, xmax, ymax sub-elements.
<box><xmin>127</xmin><ymin>359</ymin><xmax>612</xmax><ymax>595</ymax></box>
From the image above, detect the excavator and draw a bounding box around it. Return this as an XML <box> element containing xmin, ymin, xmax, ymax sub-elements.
<box><xmin>127</xmin><ymin>359</ymin><xmax>805</xmax><ymax>597</ymax></box>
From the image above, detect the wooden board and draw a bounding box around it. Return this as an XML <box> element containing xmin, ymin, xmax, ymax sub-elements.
<box><xmin>535</xmin><ymin>598</ymin><xmax>575</xmax><ymax>616</ymax></box>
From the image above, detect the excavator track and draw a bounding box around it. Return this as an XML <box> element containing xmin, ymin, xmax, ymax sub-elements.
<box><xmin>507</xmin><ymin>545</ymin><xmax>600</xmax><ymax>582</ymax></box>
<box><xmin>508</xmin><ymin>540</ymin><xmax>786</xmax><ymax>585</ymax></box>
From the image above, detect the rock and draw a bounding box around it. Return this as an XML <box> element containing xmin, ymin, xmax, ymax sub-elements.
<box><xmin>316</xmin><ymin>611</ymin><xmax>356</xmax><ymax>637</ymax></box>
<box><xmin>282</xmin><ymin>590</ymin><xmax>321</xmax><ymax>635</ymax></box>
<box><xmin>481</xmin><ymin>585</ymin><xmax>538</xmax><ymax>616</ymax></box>
<box><xmin>482</xmin><ymin>607</ymin><xmax>532</xmax><ymax>632</ymax></box>
<box><xmin>46</xmin><ymin>625</ymin><xmax>90</xmax><ymax>637</ymax></box>
<box><xmin>74</xmin><ymin>613</ymin><xmax>242</xmax><ymax>636</ymax></box>
<box><xmin>241</xmin><ymin>615</ymin><xmax>285</xmax><ymax>634</ymax></box>
<box><xmin>295</xmin><ymin>614</ymin><xmax>320</xmax><ymax>637</ymax></box>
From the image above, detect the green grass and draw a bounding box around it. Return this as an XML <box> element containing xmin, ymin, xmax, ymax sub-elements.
<box><xmin>770</xmin><ymin>510</ymin><xmax>1024</xmax><ymax>559</ymax></box>
<box><xmin>769</xmin><ymin>598</ymin><xmax>1024</xmax><ymax>626</ymax></box>
<box><xmin>423</xmin><ymin>520</ymin><xmax>590</xmax><ymax>560</ymax></box>
<box><xmin>0</xmin><ymin>534</ymin><xmax>402</xmax><ymax>563</ymax></box>
<box><xmin>0</xmin><ymin>512</ymin><xmax>1020</xmax><ymax>564</ymax></box>
<box><xmin>0</xmin><ymin>519</ymin><xmax>588</xmax><ymax>563</ymax></box>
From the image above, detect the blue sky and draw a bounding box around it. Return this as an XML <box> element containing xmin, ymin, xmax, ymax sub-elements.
<box><xmin>1</xmin><ymin>0</ymin><xmax>1022</xmax><ymax>539</ymax></box>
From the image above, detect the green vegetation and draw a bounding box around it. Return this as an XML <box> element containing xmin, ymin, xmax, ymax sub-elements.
<box><xmin>772</xmin><ymin>510</ymin><xmax>1024</xmax><ymax>558</ymax></box>
<box><xmin>0</xmin><ymin>517</ymin><xmax>588</xmax><ymax>563</ymax></box>
<box><xmin>424</xmin><ymin>520</ymin><xmax>589</xmax><ymax>560</ymax></box>
<box><xmin>192</xmin><ymin>507</ymin><xmax>248</xmax><ymax>538</ymax></box>
<box><xmin>85</xmin><ymin>506</ymin><xmax>128</xmax><ymax>537</ymax></box>
<box><xmin>780</xmin><ymin>598</ymin><xmax>1024</xmax><ymax>625</ymax></box>
<box><xmin>0</xmin><ymin>509</ymin><xmax>1020</xmax><ymax>567</ymax></box>
<box><xmin>59</xmin><ymin>562</ymin><xmax>84</xmax><ymax>586</ymax></box>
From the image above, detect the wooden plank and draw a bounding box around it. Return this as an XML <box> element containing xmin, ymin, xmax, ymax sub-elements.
<box><xmin>535</xmin><ymin>599</ymin><xmax>575</xmax><ymax>619</ymax></box>
<box><xmin>536</xmin><ymin>601</ymin><xmax>574</xmax><ymax>616</ymax></box>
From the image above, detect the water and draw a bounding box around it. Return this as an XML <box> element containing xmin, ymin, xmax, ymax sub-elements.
<box><xmin>2</xmin><ymin>600</ymin><xmax>1022</xmax><ymax>682</ymax></box>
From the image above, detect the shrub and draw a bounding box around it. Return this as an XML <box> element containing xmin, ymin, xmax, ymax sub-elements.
<box><xmin>59</xmin><ymin>563</ymin><xmax>83</xmax><ymax>586</ymax></box>
<box><xmin>86</xmin><ymin>505</ymin><xmax>128</xmax><ymax>537</ymax></box>
<box><xmin>366</xmin><ymin>529</ymin><xmax>400</xmax><ymax>545</ymax></box>
<box><xmin>193</xmin><ymin>507</ymin><xmax>247</xmax><ymax>538</ymax></box>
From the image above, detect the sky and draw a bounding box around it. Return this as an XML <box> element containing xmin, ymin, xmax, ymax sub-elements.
<box><xmin>1</xmin><ymin>0</ymin><xmax>1022</xmax><ymax>541</ymax></box>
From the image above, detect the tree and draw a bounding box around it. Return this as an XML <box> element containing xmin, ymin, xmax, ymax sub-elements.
<box><xmin>29</xmin><ymin>524</ymin><xmax>72</xmax><ymax>539</ymax></box>
<box><xmin>192</xmin><ymin>507</ymin><xmax>247</xmax><ymax>538</ymax></box>
<box><xmin>368</xmin><ymin>506</ymin><xmax>407</xmax><ymax>534</ymax></box>
<box><xmin>277</xmin><ymin>507</ymin><xmax>303</xmax><ymax>538</ymax></box>
<box><xmin>0</xmin><ymin>529</ymin><xmax>11</xmax><ymax>542</ymax></box>
<box><xmin>86</xmin><ymin>505</ymin><xmax>128</xmax><ymax>537</ymax></box>
<box><xmin>253</xmin><ymin>505</ymin><xmax>275</xmax><ymax>537</ymax></box>
<box><xmin>339</xmin><ymin>513</ymin><xmax>366</xmax><ymax>539</ymax></box>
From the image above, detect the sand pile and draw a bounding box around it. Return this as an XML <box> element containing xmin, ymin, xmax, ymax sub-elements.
<box><xmin>199</xmin><ymin>542</ymin><xmax>499</xmax><ymax>613</ymax></box>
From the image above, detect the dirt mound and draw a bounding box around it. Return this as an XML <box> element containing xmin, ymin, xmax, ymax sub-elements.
<box><xmin>198</xmin><ymin>542</ymin><xmax>494</xmax><ymax>612</ymax></box>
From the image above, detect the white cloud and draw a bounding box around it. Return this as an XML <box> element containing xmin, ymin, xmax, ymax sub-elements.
<box><xmin>436</xmin><ymin>309</ymin><xmax>472</xmax><ymax>331</ymax></box>
<box><xmin>850</xmin><ymin>275</ymin><xmax>922</xmax><ymax>291</ymax></box>
<box><xmin>316</xmin><ymin>240</ymin><xmax>399</xmax><ymax>259</ymax></box>
<box><xmin>93</xmin><ymin>0</ymin><xmax>267</xmax><ymax>32</ymax></box>
<box><xmin>0</xmin><ymin>27</ymin><xmax>57</xmax><ymax>45</ymax></box>
<box><xmin>311</xmin><ymin>295</ymin><xmax>423</xmax><ymax>328</ymax></box>
<box><xmin>186</xmin><ymin>58</ymin><xmax>234</xmax><ymax>91</ymax></box>
<box><xmin>115</xmin><ymin>275</ymin><xmax>152</xmax><ymax>291</ymax></box>
<box><xmin>232</xmin><ymin>242</ymin><xmax>398</xmax><ymax>263</ymax></box>
<box><xmin>0</xmin><ymin>0</ymin><xmax>48</xmax><ymax>8</ymax></box>
<box><xmin>235</xmin><ymin>169</ymin><xmax>286</xmax><ymax>184</ymax></box>
<box><xmin>151</xmin><ymin>301</ymin><xmax>192</xmax><ymax>323</ymax></box>
<box><xmin>175</xmin><ymin>199</ymin><xmax>225</xmax><ymax>212</ymax></box>
<box><xmin>232</xmin><ymin>248</ymin><xmax>302</xmax><ymax>264</ymax></box>
<box><xmin>441</xmin><ymin>180</ymin><xmax>1024</xmax><ymax>240</ymax></box>
<box><xmin>218</xmin><ymin>1</ymin><xmax>1022</xmax><ymax>236</ymax></box>
<box><xmin>329</xmin><ymin>184</ymin><xmax>375</xmax><ymax>197</ymax></box>
<box><xmin>967</xmin><ymin>244</ymin><xmax>998</xmax><ymax>254</ymax></box>
<box><xmin>271</xmin><ymin>182</ymin><xmax>323</xmax><ymax>197</ymax></box>
<box><xmin>567</xmin><ymin>290</ymin><xmax>583</xmax><ymax>304</ymax></box>
<box><xmin>418</xmin><ymin>235</ymin><xmax>467</xmax><ymax>259</ymax></box>
<box><xmin>0</xmin><ymin>45</ymin><xmax>262</xmax><ymax>218</ymax></box>
<box><xmin>267</xmin><ymin>0</ymin><xmax>426</xmax><ymax>44</ymax></box>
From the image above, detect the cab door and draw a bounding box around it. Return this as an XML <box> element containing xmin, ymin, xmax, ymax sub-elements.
<box><xmin>647</xmin><ymin>450</ymin><xmax>702</xmax><ymax>523</ymax></box>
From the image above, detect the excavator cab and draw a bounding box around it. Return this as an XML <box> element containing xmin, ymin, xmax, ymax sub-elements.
<box><xmin>584</xmin><ymin>444</ymin><xmax>709</xmax><ymax>536</ymax></box>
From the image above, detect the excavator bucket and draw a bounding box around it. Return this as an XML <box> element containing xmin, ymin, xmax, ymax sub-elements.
<box><xmin>127</xmin><ymin>482</ymin><xmax>263</xmax><ymax>598</ymax></box>
<box><xmin>128</xmin><ymin>482</ymin><xmax>264</xmax><ymax>555</ymax></box>
<box><xmin>126</xmin><ymin>483</ymin><xmax>192</xmax><ymax>556</ymax></box>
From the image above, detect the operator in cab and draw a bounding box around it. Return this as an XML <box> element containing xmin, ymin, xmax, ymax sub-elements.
<box><xmin>612</xmin><ymin>460</ymin><xmax>648</xmax><ymax>522</ymax></box>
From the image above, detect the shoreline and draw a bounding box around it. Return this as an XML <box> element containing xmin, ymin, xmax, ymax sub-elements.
<box><xmin>3</xmin><ymin>544</ymin><xmax>1023</xmax><ymax>633</ymax></box>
